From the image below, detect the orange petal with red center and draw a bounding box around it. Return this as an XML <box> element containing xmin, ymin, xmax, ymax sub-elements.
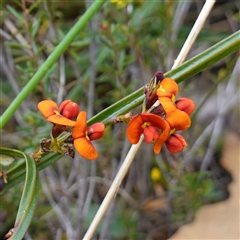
<box><xmin>47</xmin><ymin>115</ymin><xmax>76</xmax><ymax>126</ymax></box>
<box><xmin>160</xmin><ymin>97</ymin><xmax>176</xmax><ymax>114</ymax></box>
<box><xmin>140</xmin><ymin>113</ymin><xmax>166</xmax><ymax>130</ymax></box>
<box><xmin>72</xmin><ymin>111</ymin><xmax>87</xmax><ymax>138</ymax></box>
<box><xmin>127</xmin><ymin>113</ymin><xmax>167</xmax><ymax>144</ymax></box>
<box><xmin>88</xmin><ymin>123</ymin><xmax>105</xmax><ymax>140</ymax></box>
<box><xmin>165</xmin><ymin>134</ymin><xmax>187</xmax><ymax>153</ymax></box>
<box><xmin>175</xmin><ymin>97</ymin><xmax>195</xmax><ymax>115</ymax></box>
<box><xmin>153</xmin><ymin>121</ymin><xmax>170</xmax><ymax>154</ymax></box>
<box><xmin>74</xmin><ymin>137</ymin><xmax>98</xmax><ymax>160</ymax></box>
<box><xmin>160</xmin><ymin>78</ymin><xmax>178</xmax><ymax>96</ymax></box>
<box><xmin>166</xmin><ymin>109</ymin><xmax>191</xmax><ymax>131</ymax></box>
<box><xmin>126</xmin><ymin>114</ymin><xmax>145</xmax><ymax>144</ymax></box>
<box><xmin>38</xmin><ymin>100</ymin><xmax>58</xmax><ymax>118</ymax></box>
<box><xmin>143</xmin><ymin>126</ymin><xmax>160</xmax><ymax>144</ymax></box>
<box><xmin>60</xmin><ymin>100</ymin><xmax>79</xmax><ymax>119</ymax></box>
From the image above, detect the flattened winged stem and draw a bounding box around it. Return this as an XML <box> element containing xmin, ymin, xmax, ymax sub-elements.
<box><xmin>0</xmin><ymin>148</ymin><xmax>39</xmax><ymax>239</ymax></box>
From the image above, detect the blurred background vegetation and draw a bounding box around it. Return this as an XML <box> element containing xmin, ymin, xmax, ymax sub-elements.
<box><xmin>0</xmin><ymin>0</ymin><xmax>239</xmax><ymax>239</ymax></box>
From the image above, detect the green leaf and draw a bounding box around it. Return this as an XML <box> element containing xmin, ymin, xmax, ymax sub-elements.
<box><xmin>0</xmin><ymin>148</ymin><xmax>39</xmax><ymax>239</ymax></box>
<box><xmin>2</xmin><ymin>152</ymin><xmax>62</xmax><ymax>193</ymax></box>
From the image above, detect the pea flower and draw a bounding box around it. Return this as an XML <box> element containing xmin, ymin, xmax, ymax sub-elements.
<box><xmin>72</xmin><ymin>111</ymin><xmax>105</xmax><ymax>160</ymax></box>
<box><xmin>126</xmin><ymin>113</ymin><xmax>170</xmax><ymax>154</ymax></box>
<box><xmin>165</xmin><ymin>133</ymin><xmax>188</xmax><ymax>153</ymax></box>
<box><xmin>156</xmin><ymin>78</ymin><xmax>178</xmax><ymax>100</ymax></box>
<box><xmin>38</xmin><ymin>100</ymin><xmax>79</xmax><ymax>126</ymax></box>
<box><xmin>175</xmin><ymin>97</ymin><xmax>195</xmax><ymax>115</ymax></box>
<box><xmin>160</xmin><ymin>97</ymin><xmax>192</xmax><ymax>131</ymax></box>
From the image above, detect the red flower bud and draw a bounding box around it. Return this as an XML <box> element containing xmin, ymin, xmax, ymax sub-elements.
<box><xmin>87</xmin><ymin>123</ymin><xmax>105</xmax><ymax>140</ymax></box>
<box><xmin>59</xmin><ymin>100</ymin><xmax>79</xmax><ymax>119</ymax></box>
<box><xmin>165</xmin><ymin>133</ymin><xmax>188</xmax><ymax>153</ymax></box>
<box><xmin>175</xmin><ymin>97</ymin><xmax>195</xmax><ymax>115</ymax></box>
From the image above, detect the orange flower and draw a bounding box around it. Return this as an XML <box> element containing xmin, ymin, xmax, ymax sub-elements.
<box><xmin>38</xmin><ymin>100</ymin><xmax>78</xmax><ymax>126</ymax></box>
<box><xmin>165</xmin><ymin>133</ymin><xmax>188</xmax><ymax>153</ymax></box>
<box><xmin>72</xmin><ymin>111</ymin><xmax>105</xmax><ymax>160</ymax></box>
<box><xmin>165</xmin><ymin>110</ymin><xmax>191</xmax><ymax>131</ymax></box>
<box><xmin>160</xmin><ymin>97</ymin><xmax>191</xmax><ymax>131</ymax></box>
<box><xmin>175</xmin><ymin>97</ymin><xmax>195</xmax><ymax>115</ymax></box>
<box><xmin>156</xmin><ymin>78</ymin><xmax>178</xmax><ymax>99</ymax></box>
<box><xmin>127</xmin><ymin>113</ymin><xmax>170</xmax><ymax>154</ymax></box>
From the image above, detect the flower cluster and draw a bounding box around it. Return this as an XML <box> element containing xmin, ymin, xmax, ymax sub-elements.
<box><xmin>127</xmin><ymin>73</ymin><xmax>195</xmax><ymax>154</ymax></box>
<box><xmin>34</xmin><ymin>72</ymin><xmax>194</xmax><ymax>160</ymax></box>
<box><xmin>35</xmin><ymin>100</ymin><xmax>105</xmax><ymax>160</ymax></box>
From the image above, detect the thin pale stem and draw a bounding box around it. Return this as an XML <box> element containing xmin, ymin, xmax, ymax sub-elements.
<box><xmin>172</xmin><ymin>0</ymin><xmax>216</xmax><ymax>69</ymax></box>
<box><xmin>83</xmin><ymin>1</ymin><xmax>216</xmax><ymax>239</ymax></box>
<box><xmin>83</xmin><ymin>136</ymin><xmax>143</xmax><ymax>240</ymax></box>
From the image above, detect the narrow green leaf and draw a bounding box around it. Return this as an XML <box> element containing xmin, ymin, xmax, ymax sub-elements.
<box><xmin>1</xmin><ymin>152</ymin><xmax>62</xmax><ymax>192</ymax></box>
<box><xmin>0</xmin><ymin>148</ymin><xmax>39</xmax><ymax>239</ymax></box>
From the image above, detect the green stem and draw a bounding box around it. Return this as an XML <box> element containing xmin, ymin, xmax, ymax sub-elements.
<box><xmin>0</xmin><ymin>148</ymin><xmax>39</xmax><ymax>239</ymax></box>
<box><xmin>0</xmin><ymin>0</ymin><xmax>106</xmax><ymax>129</ymax></box>
<box><xmin>168</xmin><ymin>30</ymin><xmax>240</xmax><ymax>83</ymax></box>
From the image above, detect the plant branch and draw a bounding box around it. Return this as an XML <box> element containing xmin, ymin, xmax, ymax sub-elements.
<box><xmin>172</xmin><ymin>0</ymin><xmax>216</xmax><ymax>69</ymax></box>
<box><xmin>0</xmin><ymin>0</ymin><xmax>106</xmax><ymax>129</ymax></box>
<box><xmin>83</xmin><ymin>1</ymin><xmax>217</xmax><ymax>238</ymax></box>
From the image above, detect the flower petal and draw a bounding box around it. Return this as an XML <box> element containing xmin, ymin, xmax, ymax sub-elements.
<box><xmin>174</xmin><ymin>133</ymin><xmax>188</xmax><ymax>146</ymax></box>
<box><xmin>38</xmin><ymin>100</ymin><xmax>58</xmax><ymax>118</ymax></box>
<box><xmin>127</xmin><ymin>113</ymin><xmax>167</xmax><ymax>145</ymax></box>
<box><xmin>126</xmin><ymin>114</ymin><xmax>144</xmax><ymax>144</ymax></box>
<box><xmin>143</xmin><ymin>126</ymin><xmax>160</xmax><ymax>143</ymax></box>
<box><xmin>165</xmin><ymin>109</ymin><xmax>191</xmax><ymax>130</ymax></box>
<box><xmin>59</xmin><ymin>100</ymin><xmax>71</xmax><ymax>111</ymax></box>
<box><xmin>141</xmin><ymin>113</ymin><xmax>166</xmax><ymax>130</ymax></box>
<box><xmin>159</xmin><ymin>97</ymin><xmax>176</xmax><ymax>114</ymax></box>
<box><xmin>153</xmin><ymin>121</ymin><xmax>170</xmax><ymax>154</ymax></box>
<box><xmin>160</xmin><ymin>78</ymin><xmax>178</xmax><ymax>96</ymax></box>
<box><xmin>156</xmin><ymin>91</ymin><xmax>172</xmax><ymax>98</ymax></box>
<box><xmin>60</xmin><ymin>100</ymin><xmax>79</xmax><ymax>119</ymax></box>
<box><xmin>74</xmin><ymin>137</ymin><xmax>98</xmax><ymax>160</ymax></box>
<box><xmin>165</xmin><ymin>134</ymin><xmax>187</xmax><ymax>153</ymax></box>
<box><xmin>175</xmin><ymin>97</ymin><xmax>195</xmax><ymax>115</ymax></box>
<box><xmin>47</xmin><ymin>115</ymin><xmax>76</xmax><ymax>126</ymax></box>
<box><xmin>72</xmin><ymin>111</ymin><xmax>87</xmax><ymax>138</ymax></box>
<box><xmin>88</xmin><ymin>123</ymin><xmax>105</xmax><ymax>140</ymax></box>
